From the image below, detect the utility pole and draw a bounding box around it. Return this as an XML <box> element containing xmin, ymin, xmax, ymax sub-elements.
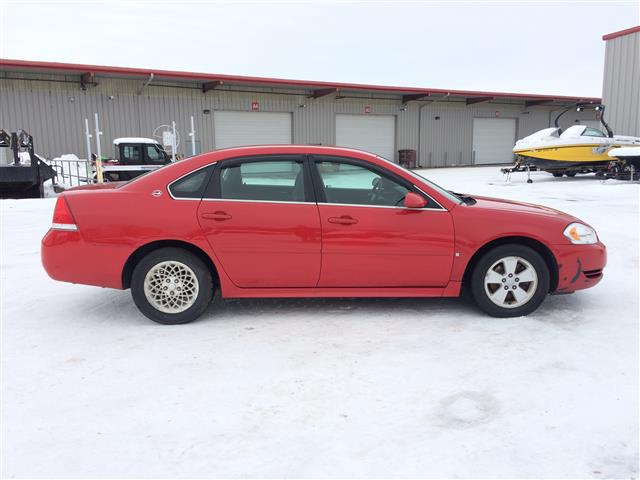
<box><xmin>171</xmin><ymin>120</ymin><xmax>177</xmax><ymax>162</ymax></box>
<box><xmin>84</xmin><ymin>118</ymin><xmax>93</xmax><ymax>161</ymax></box>
<box><xmin>189</xmin><ymin>115</ymin><xmax>197</xmax><ymax>157</ymax></box>
<box><xmin>94</xmin><ymin>113</ymin><xmax>104</xmax><ymax>183</ymax></box>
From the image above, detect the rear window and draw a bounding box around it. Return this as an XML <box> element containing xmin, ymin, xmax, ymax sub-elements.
<box><xmin>169</xmin><ymin>166</ymin><xmax>213</xmax><ymax>199</ymax></box>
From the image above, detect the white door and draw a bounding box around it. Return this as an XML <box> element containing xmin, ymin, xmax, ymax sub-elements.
<box><xmin>336</xmin><ymin>114</ymin><xmax>396</xmax><ymax>161</ymax></box>
<box><xmin>472</xmin><ymin>118</ymin><xmax>517</xmax><ymax>165</ymax></box>
<box><xmin>214</xmin><ymin>111</ymin><xmax>292</xmax><ymax>149</ymax></box>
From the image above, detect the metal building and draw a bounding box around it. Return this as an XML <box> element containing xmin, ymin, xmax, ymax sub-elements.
<box><xmin>602</xmin><ymin>26</ymin><xmax>640</xmax><ymax>137</ymax></box>
<box><xmin>1</xmin><ymin>59</ymin><xmax>601</xmax><ymax>167</ymax></box>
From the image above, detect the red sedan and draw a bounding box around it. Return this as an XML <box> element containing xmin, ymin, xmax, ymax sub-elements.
<box><xmin>42</xmin><ymin>146</ymin><xmax>606</xmax><ymax>324</ymax></box>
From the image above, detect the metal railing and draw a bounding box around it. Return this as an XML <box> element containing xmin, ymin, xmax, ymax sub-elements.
<box><xmin>49</xmin><ymin>158</ymin><xmax>93</xmax><ymax>187</ymax></box>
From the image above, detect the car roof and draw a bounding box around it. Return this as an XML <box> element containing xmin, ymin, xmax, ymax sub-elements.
<box><xmin>123</xmin><ymin>144</ymin><xmax>386</xmax><ymax>187</ymax></box>
<box><xmin>121</xmin><ymin>144</ymin><xmax>458</xmax><ymax>210</ymax></box>
<box><xmin>125</xmin><ymin>144</ymin><xmax>393</xmax><ymax>192</ymax></box>
<box><xmin>113</xmin><ymin>137</ymin><xmax>160</xmax><ymax>145</ymax></box>
<box><xmin>206</xmin><ymin>144</ymin><xmax>383</xmax><ymax>158</ymax></box>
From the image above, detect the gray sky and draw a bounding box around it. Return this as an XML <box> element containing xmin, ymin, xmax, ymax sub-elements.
<box><xmin>1</xmin><ymin>1</ymin><xmax>638</xmax><ymax>97</ymax></box>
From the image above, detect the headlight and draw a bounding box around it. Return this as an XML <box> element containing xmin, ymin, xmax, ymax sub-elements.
<box><xmin>563</xmin><ymin>223</ymin><xmax>598</xmax><ymax>244</ymax></box>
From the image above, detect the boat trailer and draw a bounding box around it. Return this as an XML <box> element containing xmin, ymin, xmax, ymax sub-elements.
<box><xmin>501</xmin><ymin>159</ymin><xmax>639</xmax><ymax>182</ymax></box>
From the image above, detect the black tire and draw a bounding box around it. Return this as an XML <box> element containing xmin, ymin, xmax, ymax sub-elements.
<box><xmin>551</xmin><ymin>172</ymin><xmax>564</xmax><ymax>178</ymax></box>
<box><xmin>565</xmin><ymin>172</ymin><xmax>577</xmax><ymax>177</ymax></box>
<box><xmin>131</xmin><ymin>247</ymin><xmax>214</xmax><ymax>324</ymax></box>
<box><xmin>470</xmin><ymin>244</ymin><xmax>550</xmax><ymax>318</ymax></box>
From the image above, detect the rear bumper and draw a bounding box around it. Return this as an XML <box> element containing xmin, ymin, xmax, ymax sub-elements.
<box><xmin>552</xmin><ymin>241</ymin><xmax>607</xmax><ymax>293</ymax></box>
<box><xmin>41</xmin><ymin>228</ymin><xmax>127</xmax><ymax>289</ymax></box>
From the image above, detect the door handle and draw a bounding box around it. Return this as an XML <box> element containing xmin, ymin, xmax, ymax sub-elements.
<box><xmin>201</xmin><ymin>211</ymin><xmax>232</xmax><ymax>221</ymax></box>
<box><xmin>328</xmin><ymin>215</ymin><xmax>358</xmax><ymax>225</ymax></box>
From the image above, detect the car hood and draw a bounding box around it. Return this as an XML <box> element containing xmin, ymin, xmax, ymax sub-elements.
<box><xmin>464</xmin><ymin>194</ymin><xmax>579</xmax><ymax>221</ymax></box>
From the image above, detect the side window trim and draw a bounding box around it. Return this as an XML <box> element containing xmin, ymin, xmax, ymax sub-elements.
<box><xmin>308</xmin><ymin>155</ymin><xmax>327</xmax><ymax>203</ymax></box>
<box><xmin>203</xmin><ymin>154</ymin><xmax>316</xmax><ymax>204</ymax></box>
<box><xmin>205</xmin><ymin>163</ymin><xmax>222</xmax><ymax>199</ymax></box>
<box><xmin>309</xmin><ymin>155</ymin><xmax>445</xmax><ymax>210</ymax></box>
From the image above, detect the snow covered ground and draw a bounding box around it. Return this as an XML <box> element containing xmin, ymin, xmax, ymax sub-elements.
<box><xmin>1</xmin><ymin>167</ymin><xmax>638</xmax><ymax>478</ymax></box>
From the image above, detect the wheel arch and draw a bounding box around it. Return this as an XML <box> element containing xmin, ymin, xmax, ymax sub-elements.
<box><xmin>462</xmin><ymin>236</ymin><xmax>559</xmax><ymax>292</ymax></box>
<box><xmin>122</xmin><ymin>239</ymin><xmax>220</xmax><ymax>290</ymax></box>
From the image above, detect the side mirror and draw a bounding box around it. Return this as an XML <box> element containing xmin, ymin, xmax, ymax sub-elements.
<box><xmin>403</xmin><ymin>192</ymin><xmax>427</xmax><ymax>208</ymax></box>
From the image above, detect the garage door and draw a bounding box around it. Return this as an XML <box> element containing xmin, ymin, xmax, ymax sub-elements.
<box><xmin>336</xmin><ymin>114</ymin><xmax>396</xmax><ymax>160</ymax></box>
<box><xmin>472</xmin><ymin>118</ymin><xmax>517</xmax><ymax>165</ymax></box>
<box><xmin>214</xmin><ymin>111</ymin><xmax>292</xmax><ymax>149</ymax></box>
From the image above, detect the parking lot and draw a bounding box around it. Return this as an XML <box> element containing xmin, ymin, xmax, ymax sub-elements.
<box><xmin>1</xmin><ymin>167</ymin><xmax>638</xmax><ymax>478</ymax></box>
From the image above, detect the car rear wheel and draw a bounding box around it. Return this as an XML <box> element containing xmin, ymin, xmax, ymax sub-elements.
<box><xmin>470</xmin><ymin>244</ymin><xmax>550</xmax><ymax>318</ymax></box>
<box><xmin>131</xmin><ymin>248</ymin><xmax>213</xmax><ymax>324</ymax></box>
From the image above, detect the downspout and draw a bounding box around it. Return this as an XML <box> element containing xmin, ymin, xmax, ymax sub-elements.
<box><xmin>137</xmin><ymin>73</ymin><xmax>154</xmax><ymax>95</ymax></box>
<box><xmin>136</xmin><ymin>73</ymin><xmax>154</xmax><ymax>135</ymax></box>
<box><xmin>417</xmin><ymin>92</ymin><xmax>449</xmax><ymax>167</ymax></box>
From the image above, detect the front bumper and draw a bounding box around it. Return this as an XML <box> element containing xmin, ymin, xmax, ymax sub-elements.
<box><xmin>552</xmin><ymin>241</ymin><xmax>607</xmax><ymax>293</ymax></box>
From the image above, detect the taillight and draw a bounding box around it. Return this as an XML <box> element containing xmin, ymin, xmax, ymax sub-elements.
<box><xmin>51</xmin><ymin>196</ymin><xmax>78</xmax><ymax>231</ymax></box>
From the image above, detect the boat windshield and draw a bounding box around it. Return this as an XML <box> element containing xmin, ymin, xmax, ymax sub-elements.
<box><xmin>582</xmin><ymin>127</ymin><xmax>607</xmax><ymax>138</ymax></box>
<box><xmin>374</xmin><ymin>155</ymin><xmax>464</xmax><ymax>205</ymax></box>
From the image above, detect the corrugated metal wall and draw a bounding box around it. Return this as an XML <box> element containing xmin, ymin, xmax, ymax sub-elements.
<box><xmin>602</xmin><ymin>30</ymin><xmax>640</xmax><ymax>136</ymax></box>
<box><xmin>0</xmin><ymin>72</ymin><xmax>599</xmax><ymax>166</ymax></box>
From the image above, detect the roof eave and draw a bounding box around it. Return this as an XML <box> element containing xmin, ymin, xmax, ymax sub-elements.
<box><xmin>0</xmin><ymin>58</ymin><xmax>601</xmax><ymax>104</ymax></box>
<box><xmin>602</xmin><ymin>25</ymin><xmax>640</xmax><ymax>41</ymax></box>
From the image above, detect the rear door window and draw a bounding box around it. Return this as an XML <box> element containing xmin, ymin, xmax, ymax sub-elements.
<box><xmin>217</xmin><ymin>156</ymin><xmax>308</xmax><ymax>202</ymax></box>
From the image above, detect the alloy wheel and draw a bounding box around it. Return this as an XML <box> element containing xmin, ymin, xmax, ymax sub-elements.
<box><xmin>143</xmin><ymin>260</ymin><xmax>200</xmax><ymax>313</ymax></box>
<box><xmin>483</xmin><ymin>256</ymin><xmax>538</xmax><ymax>309</ymax></box>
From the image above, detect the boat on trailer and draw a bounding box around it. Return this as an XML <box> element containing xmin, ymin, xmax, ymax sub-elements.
<box><xmin>511</xmin><ymin>103</ymin><xmax>640</xmax><ymax>177</ymax></box>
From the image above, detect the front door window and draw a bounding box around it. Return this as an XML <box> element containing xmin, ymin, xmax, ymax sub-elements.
<box><xmin>315</xmin><ymin>159</ymin><xmax>409</xmax><ymax>207</ymax></box>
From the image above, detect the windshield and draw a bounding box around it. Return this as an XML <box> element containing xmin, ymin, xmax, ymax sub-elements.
<box><xmin>375</xmin><ymin>155</ymin><xmax>465</xmax><ymax>205</ymax></box>
<box><xmin>582</xmin><ymin>127</ymin><xmax>607</xmax><ymax>138</ymax></box>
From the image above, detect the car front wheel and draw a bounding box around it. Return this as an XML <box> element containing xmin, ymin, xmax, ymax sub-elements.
<box><xmin>131</xmin><ymin>247</ymin><xmax>213</xmax><ymax>324</ymax></box>
<box><xmin>470</xmin><ymin>244</ymin><xmax>550</xmax><ymax>318</ymax></box>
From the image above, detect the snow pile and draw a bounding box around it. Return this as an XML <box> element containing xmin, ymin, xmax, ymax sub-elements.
<box><xmin>609</xmin><ymin>146</ymin><xmax>640</xmax><ymax>158</ymax></box>
<box><xmin>1</xmin><ymin>167</ymin><xmax>638</xmax><ymax>478</ymax></box>
<box><xmin>17</xmin><ymin>151</ymin><xmax>30</xmax><ymax>165</ymax></box>
<box><xmin>53</xmin><ymin>153</ymin><xmax>82</xmax><ymax>161</ymax></box>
